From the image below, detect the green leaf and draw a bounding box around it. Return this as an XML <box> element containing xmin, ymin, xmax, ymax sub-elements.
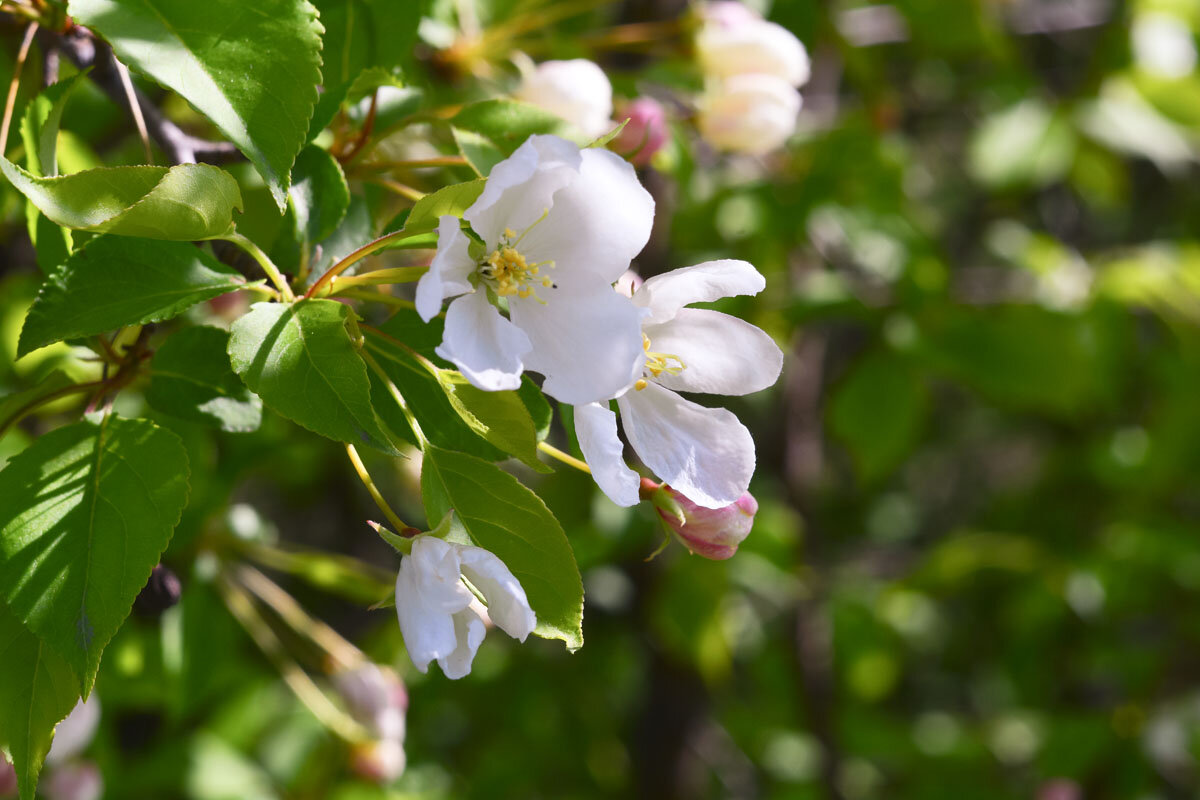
<box><xmin>518</xmin><ymin>377</ymin><xmax>552</xmax><ymax>442</ymax></box>
<box><xmin>435</xmin><ymin>370</ymin><xmax>550</xmax><ymax>472</ymax></box>
<box><xmin>0</xmin><ymin>370</ymin><xmax>77</xmax><ymax>430</ymax></box>
<box><xmin>0</xmin><ymin>158</ymin><xmax>243</xmax><ymax>240</ymax></box>
<box><xmin>450</xmin><ymin>100</ymin><xmax>570</xmax><ymax>155</ymax></box>
<box><xmin>147</xmin><ymin>326</ymin><xmax>262</xmax><ymax>432</ymax></box>
<box><xmin>420</xmin><ymin>445</ymin><xmax>583</xmax><ymax>649</ymax></box>
<box><xmin>828</xmin><ymin>350</ymin><xmax>928</xmax><ymax>483</ymax></box>
<box><xmin>289</xmin><ymin>145</ymin><xmax>349</xmax><ymax>244</ymax></box>
<box><xmin>312</xmin><ymin>0</ymin><xmax>421</xmax><ymax>87</ymax></box>
<box><xmin>0</xmin><ymin>601</ymin><xmax>80</xmax><ymax>800</ymax></box>
<box><xmin>17</xmin><ymin>236</ymin><xmax>250</xmax><ymax>358</ymax></box>
<box><xmin>400</xmin><ymin>179</ymin><xmax>485</xmax><ymax>235</ymax></box>
<box><xmin>967</xmin><ymin>100</ymin><xmax>1076</xmax><ymax>189</ymax></box>
<box><xmin>24</xmin><ymin>204</ymin><xmax>72</xmax><ymax>274</ymax></box>
<box><xmin>228</xmin><ymin>299</ymin><xmax>398</xmax><ymax>453</ymax></box>
<box><xmin>0</xmin><ymin>416</ymin><xmax>191</xmax><ymax>693</ymax></box>
<box><xmin>69</xmin><ymin>0</ymin><xmax>323</xmax><ymax>210</ymax></box>
<box><xmin>19</xmin><ymin>73</ymin><xmax>87</xmax><ymax>178</ymax></box>
<box><xmin>452</xmin><ymin>127</ymin><xmax>505</xmax><ymax>177</ymax></box>
<box><xmin>306</xmin><ymin>66</ymin><xmax>408</xmax><ymax>144</ymax></box>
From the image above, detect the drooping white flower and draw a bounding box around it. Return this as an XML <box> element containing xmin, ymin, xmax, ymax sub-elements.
<box><xmin>697</xmin><ymin>74</ymin><xmax>802</xmax><ymax>156</ymax></box>
<box><xmin>394</xmin><ymin>535</ymin><xmax>536</xmax><ymax>680</ymax></box>
<box><xmin>416</xmin><ymin>134</ymin><xmax>653</xmax><ymax>405</ymax></box>
<box><xmin>333</xmin><ymin>662</ymin><xmax>408</xmax><ymax>741</ymax></box>
<box><xmin>696</xmin><ymin>4</ymin><xmax>811</xmax><ymax>88</ymax></box>
<box><xmin>514</xmin><ymin>59</ymin><xmax>615</xmax><ymax>140</ymax></box>
<box><xmin>574</xmin><ymin>260</ymin><xmax>783</xmax><ymax>508</ymax></box>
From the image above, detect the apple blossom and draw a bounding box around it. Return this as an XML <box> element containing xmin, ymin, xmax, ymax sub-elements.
<box><xmin>514</xmin><ymin>59</ymin><xmax>614</xmax><ymax>140</ymax></box>
<box><xmin>696</xmin><ymin>3</ymin><xmax>811</xmax><ymax>88</ymax></box>
<box><xmin>394</xmin><ymin>535</ymin><xmax>536</xmax><ymax>679</ymax></box>
<box><xmin>697</xmin><ymin>74</ymin><xmax>802</xmax><ymax>156</ymax></box>
<box><xmin>611</xmin><ymin>97</ymin><xmax>669</xmax><ymax>166</ymax></box>
<box><xmin>333</xmin><ymin>662</ymin><xmax>408</xmax><ymax>741</ymax></box>
<box><xmin>416</xmin><ymin>134</ymin><xmax>653</xmax><ymax>404</ymax></box>
<box><xmin>40</xmin><ymin>763</ymin><xmax>102</xmax><ymax>800</ymax></box>
<box><xmin>647</xmin><ymin>480</ymin><xmax>759</xmax><ymax>560</ymax></box>
<box><xmin>575</xmin><ymin>260</ymin><xmax>783</xmax><ymax>508</ymax></box>
<box><xmin>46</xmin><ymin>697</ymin><xmax>100</xmax><ymax>766</ymax></box>
<box><xmin>351</xmin><ymin>739</ymin><xmax>407</xmax><ymax>784</ymax></box>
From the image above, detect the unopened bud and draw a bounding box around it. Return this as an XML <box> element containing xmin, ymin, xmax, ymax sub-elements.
<box><xmin>514</xmin><ymin>59</ymin><xmax>614</xmax><ymax>140</ymax></box>
<box><xmin>350</xmin><ymin>739</ymin><xmax>407</xmax><ymax>784</ymax></box>
<box><xmin>134</xmin><ymin>564</ymin><xmax>183</xmax><ymax>617</ymax></box>
<box><xmin>611</xmin><ymin>98</ymin><xmax>669</xmax><ymax>166</ymax></box>
<box><xmin>652</xmin><ymin>483</ymin><xmax>758</xmax><ymax>560</ymax></box>
<box><xmin>0</xmin><ymin>758</ymin><xmax>16</xmax><ymax>798</ymax></box>
<box><xmin>333</xmin><ymin>663</ymin><xmax>408</xmax><ymax>741</ymax></box>
<box><xmin>41</xmin><ymin>762</ymin><xmax>103</xmax><ymax>800</ymax></box>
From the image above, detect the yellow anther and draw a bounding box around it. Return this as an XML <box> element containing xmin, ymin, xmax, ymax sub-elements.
<box><xmin>530</xmin><ymin>266</ymin><xmax>539</xmax><ymax>275</ymax></box>
<box><xmin>542</xmin><ymin>277</ymin><xmax>553</xmax><ymax>287</ymax></box>
<box><xmin>642</xmin><ymin>333</ymin><xmax>651</xmax><ymax>352</ymax></box>
<box><xmin>503</xmin><ymin>227</ymin><xmax>517</xmax><ymax>239</ymax></box>
<box><xmin>634</xmin><ymin>379</ymin><xmax>648</xmax><ymax>391</ymax></box>
<box><xmin>518</xmin><ymin>288</ymin><xmax>532</xmax><ymax>298</ymax></box>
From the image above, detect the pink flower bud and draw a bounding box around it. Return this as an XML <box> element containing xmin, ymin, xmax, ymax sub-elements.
<box><xmin>652</xmin><ymin>482</ymin><xmax>758</xmax><ymax>560</ymax></box>
<box><xmin>333</xmin><ymin>663</ymin><xmax>408</xmax><ymax>741</ymax></box>
<box><xmin>611</xmin><ymin>98</ymin><xmax>669</xmax><ymax>166</ymax></box>
<box><xmin>0</xmin><ymin>758</ymin><xmax>17</xmax><ymax>798</ymax></box>
<box><xmin>41</xmin><ymin>762</ymin><xmax>103</xmax><ymax>800</ymax></box>
<box><xmin>702</xmin><ymin>1</ymin><xmax>761</xmax><ymax>30</ymax></box>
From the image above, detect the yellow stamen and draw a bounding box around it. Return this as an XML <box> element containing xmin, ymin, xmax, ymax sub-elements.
<box><xmin>634</xmin><ymin>379</ymin><xmax>648</xmax><ymax>391</ymax></box>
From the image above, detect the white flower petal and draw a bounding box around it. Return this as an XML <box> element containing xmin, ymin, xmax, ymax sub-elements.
<box><xmin>436</xmin><ymin>291</ymin><xmax>531</xmax><ymax>392</ymax></box>
<box><xmin>633</xmin><ymin>259</ymin><xmax>766</xmax><ymax>324</ymax></box>
<box><xmin>464</xmin><ymin>135</ymin><xmax>581</xmax><ymax>246</ymax></box>
<box><xmin>416</xmin><ymin>215</ymin><xmax>475</xmax><ymax>321</ymax></box>
<box><xmin>514</xmin><ymin>59</ymin><xmax>614</xmax><ymax>140</ymax></box>
<box><xmin>510</xmin><ymin>281</ymin><xmax>644</xmax><ymax>404</ymax></box>
<box><xmin>644</xmin><ymin>308</ymin><xmax>782</xmax><ymax>396</ymax></box>
<box><xmin>457</xmin><ymin>546</ymin><xmax>537</xmax><ymax>641</ymax></box>
<box><xmin>619</xmin><ymin>381</ymin><xmax>755</xmax><ymax>508</ymax></box>
<box><xmin>395</xmin><ymin>537</ymin><xmax>474</xmax><ymax>673</ymax></box>
<box><xmin>519</xmin><ymin>147</ymin><xmax>655</xmax><ymax>287</ymax></box>
<box><xmin>697</xmin><ymin>74</ymin><xmax>801</xmax><ymax>156</ymax></box>
<box><xmin>437</xmin><ymin>603</ymin><xmax>488</xmax><ymax>680</ymax></box>
<box><xmin>46</xmin><ymin>698</ymin><xmax>100</xmax><ymax>765</ymax></box>
<box><xmin>574</xmin><ymin>402</ymin><xmax>641</xmax><ymax>507</ymax></box>
<box><xmin>697</xmin><ymin>18</ymin><xmax>811</xmax><ymax>87</ymax></box>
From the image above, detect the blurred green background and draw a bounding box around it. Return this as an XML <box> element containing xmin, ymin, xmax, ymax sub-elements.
<box><xmin>8</xmin><ymin>0</ymin><xmax>1200</xmax><ymax>798</ymax></box>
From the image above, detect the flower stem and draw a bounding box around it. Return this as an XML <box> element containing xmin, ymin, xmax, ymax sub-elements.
<box><xmin>334</xmin><ymin>288</ymin><xmax>416</xmax><ymax>309</ymax></box>
<box><xmin>354</xmin><ymin>155</ymin><xmax>469</xmax><ymax>173</ymax></box>
<box><xmin>537</xmin><ymin>441</ymin><xmax>591</xmax><ymax>474</ymax></box>
<box><xmin>306</xmin><ymin>229</ymin><xmax>427</xmax><ymax>299</ymax></box>
<box><xmin>364</xmin><ymin>176</ymin><xmax>427</xmax><ymax>202</ymax></box>
<box><xmin>216</xmin><ymin>573</ymin><xmax>372</xmax><ymax>744</ymax></box>
<box><xmin>0</xmin><ymin>21</ymin><xmax>38</xmax><ymax>158</ymax></box>
<box><xmin>0</xmin><ymin>379</ymin><xmax>103</xmax><ymax>439</ymax></box>
<box><xmin>360</xmin><ymin>348</ymin><xmax>428</xmax><ymax>446</ymax></box>
<box><xmin>225</xmin><ymin>232</ymin><xmax>295</xmax><ymax>301</ymax></box>
<box><xmin>345</xmin><ymin>443</ymin><xmax>409</xmax><ymax>534</ymax></box>
<box><xmin>328</xmin><ymin>265</ymin><xmax>429</xmax><ymax>294</ymax></box>
<box><xmin>234</xmin><ymin>564</ymin><xmax>365</xmax><ymax>672</ymax></box>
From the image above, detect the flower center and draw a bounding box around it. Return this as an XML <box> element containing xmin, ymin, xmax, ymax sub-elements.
<box><xmin>478</xmin><ymin>218</ymin><xmax>556</xmax><ymax>301</ymax></box>
<box><xmin>634</xmin><ymin>333</ymin><xmax>686</xmax><ymax>391</ymax></box>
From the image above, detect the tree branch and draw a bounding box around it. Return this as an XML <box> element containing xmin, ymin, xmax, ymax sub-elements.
<box><xmin>41</xmin><ymin>26</ymin><xmax>239</xmax><ymax>165</ymax></box>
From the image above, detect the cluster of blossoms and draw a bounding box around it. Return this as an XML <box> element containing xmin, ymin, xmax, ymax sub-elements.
<box><xmin>0</xmin><ymin>698</ymin><xmax>103</xmax><ymax>800</ymax></box>
<box><xmin>396</xmin><ymin>130</ymin><xmax>782</xmax><ymax>678</ymax></box>
<box><xmin>333</xmin><ymin>662</ymin><xmax>410</xmax><ymax>782</ymax></box>
<box><xmin>694</xmin><ymin>1</ymin><xmax>810</xmax><ymax>155</ymax></box>
<box><xmin>510</xmin><ymin>2</ymin><xmax>807</xmax><ymax>163</ymax></box>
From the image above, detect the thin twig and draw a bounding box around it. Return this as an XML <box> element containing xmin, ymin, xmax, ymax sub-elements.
<box><xmin>306</xmin><ymin>229</ymin><xmax>421</xmax><ymax>298</ymax></box>
<box><xmin>338</xmin><ymin>89</ymin><xmax>378</xmax><ymax>164</ymax></box>
<box><xmin>112</xmin><ymin>57</ymin><xmax>153</xmax><ymax>163</ymax></box>
<box><xmin>1</xmin><ymin>21</ymin><xmax>38</xmax><ymax>157</ymax></box>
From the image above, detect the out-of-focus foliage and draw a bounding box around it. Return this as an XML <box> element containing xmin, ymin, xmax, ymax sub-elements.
<box><xmin>6</xmin><ymin>0</ymin><xmax>1200</xmax><ymax>798</ymax></box>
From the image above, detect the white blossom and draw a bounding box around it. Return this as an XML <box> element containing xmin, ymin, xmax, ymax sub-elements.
<box><xmin>575</xmin><ymin>260</ymin><xmax>783</xmax><ymax>508</ymax></box>
<box><xmin>696</xmin><ymin>4</ymin><xmax>810</xmax><ymax>88</ymax></box>
<box><xmin>46</xmin><ymin>697</ymin><xmax>100</xmax><ymax>766</ymax></box>
<box><xmin>394</xmin><ymin>536</ymin><xmax>536</xmax><ymax>680</ymax></box>
<box><xmin>514</xmin><ymin>59</ymin><xmax>615</xmax><ymax>140</ymax></box>
<box><xmin>416</xmin><ymin>134</ymin><xmax>653</xmax><ymax>405</ymax></box>
<box><xmin>697</xmin><ymin>74</ymin><xmax>802</xmax><ymax>156</ymax></box>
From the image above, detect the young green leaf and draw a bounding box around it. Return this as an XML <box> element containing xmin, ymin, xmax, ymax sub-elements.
<box><xmin>0</xmin><ymin>159</ymin><xmax>242</xmax><ymax>240</ymax></box>
<box><xmin>0</xmin><ymin>602</ymin><xmax>80</xmax><ymax>800</ymax></box>
<box><xmin>69</xmin><ymin>0</ymin><xmax>324</xmax><ymax>210</ymax></box>
<box><xmin>289</xmin><ymin>145</ymin><xmax>349</xmax><ymax>244</ymax></box>
<box><xmin>147</xmin><ymin>327</ymin><xmax>262</xmax><ymax>432</ymax></box>
<box><xmin>19</xmin><ymin>73</ymin><xmax>86</xmax><ymax>178</ymax></box>
<box><xmin>228</xmin><ymin>299</ymin><xmax>399</xmax><ymax>454</ymax></box>
<box><xmin>17</xmin><ymin>236</ymin><xmax>251</xmax><ymax>358</ymax></box>
<box><xmin>450</xmin><ymin>100</ymin><xmax>571</xmax><ymax>155</ymax></box>
<box><xmin>420</xmin><ymin>445</ymin><xmax>584</xmax><ymax>649</ymax></box>
<box><xmin>401</xmin><ymin>179</ymin><xmax>486</xmax><ymax>235</ymax></box>
<box><xmin>0</xmin><ymin>416</ymin><xmax>191</xmax><ymax>694</ymax></box>
<box><xmin>452</xmin><ymin>127</ymin><xmax>505</xmax><ymax>177</ymax></box>
<box><xmin>436</xmin><ymin>370</ymin><xmax>551</xmax><ymax>472</ymax></box>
